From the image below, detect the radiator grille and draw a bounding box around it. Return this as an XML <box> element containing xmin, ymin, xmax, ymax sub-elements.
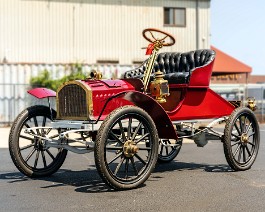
<box><xmin>57</xmin><ymin>84</ymin><xmax>88</xmax><ymax>119</ymax></box>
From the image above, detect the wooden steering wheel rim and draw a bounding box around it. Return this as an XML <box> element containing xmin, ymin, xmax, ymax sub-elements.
<box><xmin>142</xmin><ymin>28</ymin><xmax>175</xmax><ymax>46</ymax></box>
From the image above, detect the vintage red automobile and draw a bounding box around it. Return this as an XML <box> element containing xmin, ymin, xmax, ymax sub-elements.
<box><xmin>9</xmin><ymin>29</ymin><xmax>260</xmax><ymax>190</ymax></box>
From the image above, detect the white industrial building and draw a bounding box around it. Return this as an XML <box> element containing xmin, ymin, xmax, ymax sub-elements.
<box><xmin>0</xmin><ymin>0</ymin><xmax>211</xmax><ymax>124</ymax></box>
<box><xmin>1</xmin><ymin>0</ymin><xmax>211</xmax><ymax>64</ymax></box>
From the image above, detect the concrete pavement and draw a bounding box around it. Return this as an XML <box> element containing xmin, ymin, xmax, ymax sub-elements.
<box><xmin>0</xmin><ymin>127</ymin><xmax>10</xmax><ymax>148</ymax></box>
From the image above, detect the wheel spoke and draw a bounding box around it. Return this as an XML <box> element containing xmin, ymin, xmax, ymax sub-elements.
<box><xmin>33</xmin><ymin>117</ymin><xmax>40</xmax><ymax>135</ymax></box>
<box><xmin>239</xmin><ymin>116</ymin><xmax>244</xmax><ymax>133</ymax></box>
<box><xmin>149</xmin><ymin>31</ymin><xmax>156</xmax><ymax>41</ymax></box>
<box><xmin>243</xmin><ymin>116</ymin><xmax>247</xmax><ymax>133</ymax></box>
<box><xmin>34</xmin><ymin>150</ymin><xmax>40</xmax><ymax>168</ymax></box>
<box><xmin>46</xmin><ymin>149</ymin><xmax>55</xmax><ymax>160</ymax></box>
<box><xmin>108</xmin><ymin>152</ymin><xmax>123</xmax><ymax>165</ymax></box>
<box><xmin>106</xmin><ymin>146</ymin><xmax>123</xmax><ymax>150</ymax></box>
<box><xmin>127</xmin><ymin>117</ymin><xmax>132</xmax><ymax>139</ymax></box>
<box><xmin>246</xmin><ymin>145</ymin><xmax>252</xmax><ymax>157</ymax></box>
<box><xmin>131</xmin><ymin>122</ymin><xmax>142</xmax><ymax>140</ymax></box>
<box><xmin>234</xmin><ymin>122</ymin><xmax>241</xmax><ymax>135</ymax></box>
<box><xmin>46</xmin><ymin>128</ymin><xmax>52</xmax><ymax>135</ymax></box>
<box><xmin>243</xmin><ymin>118</ymin><xmax>252</xmax><ymax>133</ymax></box>
<box><xmin>24</xmin><ymin>123</ymin><xmax>36</xmax><ymax>135</ymax></box>
<box><xmin>231</xmin><ymin>141</ymin><xmax>241</xmax><ymax>147</ymax></box>
<box><xmin>41</xmin><ymin>151</ymin><xmax>47</xmax><ymax>168</ymax></box>
<box><xmin>160</xmin><ymin>143</ymin><xmax>164</xmax><ymax>155</ymax></box>
<box><xmin>118</xmin><ymin>120</ymin><xmax>126</xmax><ymax>141</ymax></box>
<box><xmin>165</xmin><ymin>146</ymin><xmax>169</xmax><ymax>156</ymax></box>
<box><xmin>134</xmin><ymin>153</ymin><xmax>147</xmax><ymax>165</ymax></box>
<box><xmin>19</xmin><ymin>135</ymin><xmax>34</xmax><ymax>141</ymax></box>
<box><xmin>41</xmin><ymin>116</ymin><xmax>47</xmax><ymax>134</ymax></box>
<box><xmin>159</xmin><ymin>35</ymin><xmax>168</xmax><ymax>42</ymax></box>
<box><xmin>109</xmin><ymin>131</ymin><xmax>123</xmax><ymax>144</ymax></box>
<box><xmin>25</xmin><ymin>148</ymin><xmax>36</xmax><ymax>162</ymax></box>
<box><xmin>130</xmin><ymin>157</ymin><xmax>138</xmax><ymax>176</ymax></box>
<box><xmin>138</xmin><ymin>147</ymin><xmax>151</xmax><ymax>150</ymax></box>
<box><xmin>238</xmin><ymin>146</ymin><xmax>242</xmax><ymax>162</ymax></box>
<box><xmin>248</xmin><ymin>142</ymin><xmax>255</xmax><ymax>147</ymax></box>
<box><xmin>231</xmin><ymin>133</ymin><xmax>240</xmax><ymax>140</ymax></box>
<box><xmin>114</xmin><ymin>157</ymin><xmax>125</xmax><ymax>175</ymax></box>
<box><xmin>20</xmin><ymin>143</ymin><xmax>34</xmax><ymax>151</ymax></box>
<box><xmin>125</xmin><ymin>158</ymin><xmax>129</xmax><ymax>179</ymax></box>
<box><xmin>248</xmin><ymin>131</ymin><xmax>255</xmax><ymax>138</ymax></box>
<box><xmin>135</xmin><ymin>133</ymin><xmax>150</xmax><ymax>144</ymax></box>
<box><xmin>242</xmin><ymin>146</ymin><xmax>246</xmax><ymax>162</ymax></box>
<box><xmin>232</xmin><ymin>144</ymin><xmax>241</xmax><ymax>157</ymax></box>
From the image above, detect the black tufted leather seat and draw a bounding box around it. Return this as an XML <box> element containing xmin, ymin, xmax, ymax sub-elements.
<box><xmin>123</xmin><ymin>49</ymin><xmax>215</xmax><ymax>84</ymax></box>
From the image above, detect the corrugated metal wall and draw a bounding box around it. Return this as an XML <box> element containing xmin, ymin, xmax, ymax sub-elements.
<box><xmin>0</xmin><ymin>0</ymin><xmax>211</xmax><ymax>125</ymax></box>
<box><xmin>0</xmin><ymin>0</ymin><xmax>211</xmax><ymax>64</ymax></box>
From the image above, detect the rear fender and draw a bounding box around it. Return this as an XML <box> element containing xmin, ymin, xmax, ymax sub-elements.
<box><xmin>123</xmin><ymin>91</ymin><xmax>177</xmax><ymax>139</ymax></box>
<box><xmin>27</xmin><ymin>88</ymin><xmax>56</xmax><ymax>99</ymax></box>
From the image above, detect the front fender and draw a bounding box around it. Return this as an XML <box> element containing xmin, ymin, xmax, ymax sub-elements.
<box><xmin>101</xmin><ymin>91</ymin><xmax>176</xmax><ymax>140</ymax></box>
<box><xmin>27</xmin><ymin>88</ymin><xmax>56</xmax><ymax>99</ymax></box>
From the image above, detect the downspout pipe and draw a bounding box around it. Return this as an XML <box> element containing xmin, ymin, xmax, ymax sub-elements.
<box><xmin>196</xmin><ymin>0</ymin><xmax>199</xmax><ymax>50</ymax></box>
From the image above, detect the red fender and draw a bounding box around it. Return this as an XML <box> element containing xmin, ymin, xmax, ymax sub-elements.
<box><xmin>27</xmin><ymin>88</ymin><xmax>56</xmax><ymax>99</ymax></box>
<box><xmin>122</xmin><ymin>91</ymin><xmax>177</xmax><ymax>140</ymax></box>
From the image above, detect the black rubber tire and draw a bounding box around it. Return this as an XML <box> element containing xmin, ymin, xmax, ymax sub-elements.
<box><xmin>223</xmin><ymin>107</ymin><xmax>260</xmax><ymax>171</ymax></box>
<box><xmin>157</xmin><ymin>138</ymin><xmax>182</xmax><ymax>163</ymax></box>
<box><xmin>9</xmin><ymin>105</ymin><xmax>67</xmax><ymax>177</ymax></box>
<box><xmin>94</xmin><ymin>106</ymin><xmax>159</xmax><ymax>190</ymax></box>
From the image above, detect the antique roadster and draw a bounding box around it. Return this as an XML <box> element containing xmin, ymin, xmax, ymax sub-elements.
<box><xmin>9</xmin><ymin>29</ymin><xmax>260</xmax><ymax>190</ymax></box>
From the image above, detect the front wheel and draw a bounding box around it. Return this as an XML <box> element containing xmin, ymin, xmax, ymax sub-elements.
<box><xmin>94</xmin><ymin>106</ymin><xmax>159</xmax><ymax>190</ymax></box>
<box><xmin>223</xmin><ymin>107</ymin><xmax>260</xmax><ymax>171</ymax></box>
<box><xmin>9</xmin><ymin>105</ymin><xmax>67</xmax><ymax>177</ymax></box>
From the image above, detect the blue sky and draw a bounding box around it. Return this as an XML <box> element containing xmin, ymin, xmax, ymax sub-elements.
<box><xmin>211</xmin><ymin>0</ymin><xmax>265</xmax><ymax>75</ymax></box>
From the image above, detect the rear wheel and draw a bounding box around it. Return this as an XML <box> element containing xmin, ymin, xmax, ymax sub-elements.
<box><xmin>94</xmin><ymin>106</ymin><xmax>159</xmax><ymax>190</ymax></box>
<box><xmin>158</xmin><ymin>139</ymin><xmax>182</xmax><ymax>163</ymax></box>
<box><xmin>223</xmin><ymin>107</ymin><xmax>260</xmax><ymax>171</ymax></box>
<box><xmin>9</xmin><ymin>105</ymin><xmax>67</xmax><ymax>177</ymax></box>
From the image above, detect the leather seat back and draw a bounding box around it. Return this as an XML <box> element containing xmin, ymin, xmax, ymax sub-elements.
<box><xmin>123</xmin><ymin>49</ymin><xmax>215</xmax><ymax>84</ymax></box>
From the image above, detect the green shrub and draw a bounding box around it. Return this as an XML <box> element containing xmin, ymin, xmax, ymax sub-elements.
<box><xmin>30</xmin><ymin>63</ymin><xmax>87</xmax><ymax>91</ymax></box>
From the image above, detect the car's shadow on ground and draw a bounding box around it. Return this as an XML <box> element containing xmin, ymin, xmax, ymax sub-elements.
<box><xmin>0</xmin><ymin>161</ymin><xmax>232</xmax><ymax>193</ymax></box>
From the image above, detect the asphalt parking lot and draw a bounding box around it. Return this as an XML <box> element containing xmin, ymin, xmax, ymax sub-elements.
<box><xmin>1</xmin><ymin>126</ymin><xmax>265</xmax><ymax>212</ymax></box>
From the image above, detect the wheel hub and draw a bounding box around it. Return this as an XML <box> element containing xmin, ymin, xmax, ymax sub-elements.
<box><xmin>123</xmin><ymin>140</ymin><xmax>139</xmax><ymax>158</ymax></box>
<box><xmin>34</xmin><ymin>138</ymin><xmax>45</xmax><ymax>151</ymax></box>
<box><xmin>241</xmin><ymin>133</ymin><xmax>249</xmax><ymax>144</ymax></box>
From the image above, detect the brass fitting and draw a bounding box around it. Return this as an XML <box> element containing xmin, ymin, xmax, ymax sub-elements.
<box><xmin>90</xmin><ymin>70</ymin><xmax>102</xmax><ymax>80</ymax></box>
<box><xmin>247</xmin><ymin>97</ymin><xmax>257</xmax><ymax>111</ymax></box>
<box><xmin>150</xmin><ymin>71</ymin><xmax>169</xmax><ymax>104</ymax></box>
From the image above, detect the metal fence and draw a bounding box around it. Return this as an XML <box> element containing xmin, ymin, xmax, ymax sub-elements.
<box><xmin>0</xmin><ymin>83</ymin><xmax>57</xmax><ymax>126</ymax></box>
<box><xmin>0</xmin><ymin>62</ymin><xmax>136</xmax><ymax>126</ymax></box>
<box><xmin>1</xmin><ymin>83</ymin><xmax>265</xmax><ymax>126</ymax></box>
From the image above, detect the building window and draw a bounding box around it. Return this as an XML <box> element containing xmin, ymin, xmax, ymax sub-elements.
<box><xmin>164</xmin><ymin>7</ymin><xmax>186</xmax><ymax>27</ymax></box>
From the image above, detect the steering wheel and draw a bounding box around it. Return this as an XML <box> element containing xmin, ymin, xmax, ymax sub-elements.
<box><xmin>142</xmin><ymin>28</ymin><xmax>175</xmax><ymax>47</ymax></box>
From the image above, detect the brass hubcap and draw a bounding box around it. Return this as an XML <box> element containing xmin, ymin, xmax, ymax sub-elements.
<box><xmin>123</xmin><ymin>140</ymin><xmax>139</xmax><ymax>158</ymax></box>
<box><xmin>241</xmin><ymin>133</ymin><xmax>249</xmax><ymax>144</ymax></box>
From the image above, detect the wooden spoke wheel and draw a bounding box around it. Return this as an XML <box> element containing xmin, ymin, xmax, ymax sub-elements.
<box><xmin>9</xmin><ymin>106</ymin><xmax>67</xmax><ymax>177</ymax></box>
<box><xmin>94</xmin><ymin>106</ymin><xmax>159</xmax><ymax>190</ymax></box>
<box><xmin>223</xmin><ymin>107</ymin><xmax>260</xmax><ymax>171</ymax></box>
<box><xmin>158</xmin><ymin>139</ymin><xmax>182</xmax><ymax>163</ymax></box>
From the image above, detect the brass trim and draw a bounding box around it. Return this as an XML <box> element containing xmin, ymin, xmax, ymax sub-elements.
<box><xmin>247</xmin><ymin>97</ymin><xmax>257</xmax><ymax>111</ymax></box>
<box><xmin>56</xmin><ymin>80</ymin><xmax>93</xmax><ymax>120</ymax></box>
<box><xmin>90</xmin><ymin>70</ymin><xmax>103</xmax><ymax>80</ymax></box>
<box><xmin>150</xmin><ymin>71</ymin><xmax>170</xmax><ymax>104</ymax></box>
<box><xmin>142</xmin><ymin>41</ymin><xmax>163</xmax><ymax>92</ymax></box>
